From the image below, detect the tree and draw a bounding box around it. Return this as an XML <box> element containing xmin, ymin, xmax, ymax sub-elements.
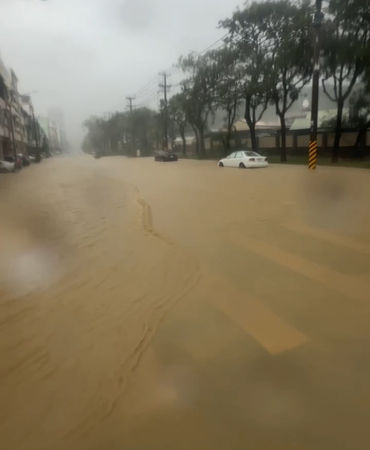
<box><xmin>82</xmin><ymin>116</ymin><xmax>107</xmax><ymax>155</ymax></box>
<box><xmin>348</xmin><ymin>88</ymin><xmax>370</xmax><ymax>154</ymax></box>
<box><xmin>179</xmin><ymin>52</ymin><xmax>217</xmax><ymax>158</ymax></box>
<box><xmin>82</xmin><ymin>108</ymin><xmax>160</xmax><ymax>157</ymax></box>
<box><xmin>221</xmin><ymin>4</ymin><xmax>271</xmax><ymax>151</ymax></box>
<box><xmin>131</xmin><ymin>107</ymin><xmax>160</xmax><ymax>155</ymax></box>
<box><xmin>207</xmin><ymin>47</ymin><xmax>242</xmax><ymax>153</ymax></box>
<box><xmin>322</xmin><ymin>0</ymin><xmax>370</xmax><ymax>162</ymax></box>
<box><xmin>264</xmin><ymin>0</ymin><xmax>312</xmax><ymax>162</ymax></box>
<box><xmin>168</xmin><ymin>93</ymin><xmax>188</xmax><ymax>155</ymax></box>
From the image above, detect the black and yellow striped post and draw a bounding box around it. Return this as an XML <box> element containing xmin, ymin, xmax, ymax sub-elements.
<box><xmin>308</xmin><ymin>140</ymin><xmax>318</xmax><ymax>170</ymax></box>
<box><xmin>308</xmin><ymin>0</ymin><xmax>323</xmax><ymax>170</ymax></box>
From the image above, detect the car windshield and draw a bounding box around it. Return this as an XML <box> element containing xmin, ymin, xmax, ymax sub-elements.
<box><xmin>244</xmin><ymin>151</ymin><xmax>259</xmax><ymax>157</ymax></box>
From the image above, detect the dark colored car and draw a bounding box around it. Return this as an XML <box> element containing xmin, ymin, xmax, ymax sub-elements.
<box><xmin>18</xmin><ymin>153</ymin><xmax>31</xmax><ymax>166</ymax></box>
<box><xmin>154</xmin><ymin>150</ymin><xmax>178</xmax><ymax>162</ymax></box>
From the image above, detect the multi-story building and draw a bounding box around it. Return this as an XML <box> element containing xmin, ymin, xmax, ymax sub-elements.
<box><xmin>0</xmin><ymin>54</ymin><xmax>13</xmax><ymax>160</ymax></box>
<box><xmin>39</xmin><ymin>116</ymin><xmax>61</xmax><ymax>154</ymax></box>
<box><xmin>0</xmin><ymin>53</ymin><xmax>42</xmax><ymax>160</ymax></box>
<box><xmin>48</xmin><ymin>107</ymin><xmax>68</xmax><ymax>152</ymax></box>
<box><xmin>9</xmin><ymin>69</ymin><xmax>28</xmax><ymax>155</ymax></box>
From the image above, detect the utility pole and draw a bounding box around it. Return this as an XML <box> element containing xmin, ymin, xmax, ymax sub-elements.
<box><xmin>126</xmin><ymin>96</ymin><xmax>135</xmax><ymax>114</ymax></box>
<box><xmin>159</xmin><ymin>72</ymin><xmax>171</xmax><ymax>151</ymax></box>
<box><xmin>126</xmin><ymin>96</ymin><xmax>135</xmax><ymax>156</ymax></box>
<box><xmin>308</xmin><ymin>0</ymin><xmax>323</xmax><ymax>170</ymax></box>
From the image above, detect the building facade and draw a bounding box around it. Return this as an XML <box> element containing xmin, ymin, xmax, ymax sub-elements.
<box><xmin>0</xmin><ymin>53</ymin><xmax>45</xmax><ymax>161</ymax></box>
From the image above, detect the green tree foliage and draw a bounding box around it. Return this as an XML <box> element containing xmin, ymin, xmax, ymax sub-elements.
<box><xmin>321</xmin><ymin>0</ymin><xmax>370</xmax><ymax>161</ymax></box>
<box><xmin>131</xmin><ymin>107</ymin><xmax>161</xmax><ymax>156</ymax></box>
<box><xmin>221</xmin><ymin>4</ymin><xmax>271</xmax><ymax>151</ymax></box>
<box><xmin>222</xmin><ymin>0</ymin><xmax>312</xmax><ymax>160</ymax></box>
<box><xmin>82</xmin><ymin>116</ymin><xmax>107</xmax><ymax>155</ymax></box>
<box><xmin>179</xmin><ymin>52</ymin><xmax>218</xmax><ymax>158</ymax></box>
<box><xmin>265</xmin><ymin>0</ymin><xmax>312</xmax><ymax>162</ymax></box>
<box><xmin>168</xmin><ymin>93</ymin><xmax>188</xmax><ymax>155</ymax></box>
<box><xmin>84</xmin><ymin>0</ymin><xmax>369</xmax><ymax>160</ymax></box>
<box><xmin>349</xmin><ymin>89</ymin><xmax>370</xmax><ymax>153</ymax></box>
<box><xmin>207</xmin><ymin>47</ymin><xmax>242</xmax><ymax>153</ymax></box>
<box><xmin>82</xmin><ymin>108</ymin><xmax>160</xmax><ymax>157</ymax></box>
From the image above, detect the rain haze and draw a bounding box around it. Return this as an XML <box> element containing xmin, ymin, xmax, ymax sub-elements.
<box><xmin>0</xmin><ymin>0</ymin><xmax>240</xmax><ymax>149</ymax></box>
<box><xmin>1</xmin><ymin>1</ymin><xmax>370</xmax><ymax>449</ymax></box>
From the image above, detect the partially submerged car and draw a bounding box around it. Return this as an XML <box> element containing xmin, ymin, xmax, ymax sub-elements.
<box><xmin>218</xmin><ymin>150</ymin><xmax>268</xmax><ymax>168</ymax></box>
<box><xmin>0</xmin><ymin>160</ymin><xmax>15</xmax><ymax>173</ymax></box>
<box><xmin>154</xmin><ymin>150</ymin><xmax>178</xmax><ymax>162</ymax></box>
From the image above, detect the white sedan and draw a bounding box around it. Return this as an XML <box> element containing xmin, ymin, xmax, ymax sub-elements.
<box><xmin>218</xmin><ymin>150</ymin><xmax>268</xmax><ymax>168</ymax></box>
<box><xmin>0</xmin><ymin>160</ymin><xmax>15</xmax><ymax>173</ymax></box>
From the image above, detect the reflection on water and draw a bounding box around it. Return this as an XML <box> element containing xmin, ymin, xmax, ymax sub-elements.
<box><xmin>5</xmin><ymin>246</ymin><xmax>60</xmax><ymax>296</ymax></box>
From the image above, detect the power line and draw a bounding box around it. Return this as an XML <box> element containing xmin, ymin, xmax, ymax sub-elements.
<box><xmin>134</xmin><ymin>77</ymin><xmax>159</xmax><ymax>98</ymax></box>
<box><xmin>198</xmin><ymin>33</ymin><xmax>228</xmax><ymax>55</ymax></box>
<box><xmin>135</xmin><ymin>79</ymin><xmax>158</xmax><ymax>98</ymax></box>
<box><xmin>135</xmin><ymin>85</ymin><xmax>159</xmax><ymax>101</ymax></box>
<box><xmin>129</xmin><ymin>33</ymin><xmax>229</xmax><ymax>109</ymax></box>
<box><xmin>128</xmin><ymin>0</ymin><xmax>319</xmax><ymax>109</ymax></box>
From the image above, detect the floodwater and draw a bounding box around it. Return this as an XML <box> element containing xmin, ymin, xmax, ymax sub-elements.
<box><xmin>1</xmin><ymin>155</ymin><xmax>370</xmax><ymax>450</ymax></box>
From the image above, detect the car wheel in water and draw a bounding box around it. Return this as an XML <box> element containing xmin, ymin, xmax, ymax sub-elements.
<box><xmin>219</xmin><ymin>162</ymin><xmax>224</xmax><ymax>167</ymax></box>
<box><xmin>239</xmin><ymin>163</ymin><xmax>245</xmax><ymax>168</ymax></box>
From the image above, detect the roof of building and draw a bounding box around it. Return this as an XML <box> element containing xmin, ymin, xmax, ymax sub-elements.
<box><xmin>233</xmin><ymin>119</ymin><xmax>280</xmax><ymax>132</ymax></box>
<box><xmin>0</xmin><ymin>54</ymin><xmax>11</xmax><ymax>87</ymax></box>
<box><xmin>289</xmin><ymin>109</ymin><xmax>349</xmax><ymax>131</ymax></box>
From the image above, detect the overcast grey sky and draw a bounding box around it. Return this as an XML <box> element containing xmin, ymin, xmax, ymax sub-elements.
<box><xmin>0</xmin><ymin>0</ymin><xmax>241</xmax><ymax>149</ymax></box>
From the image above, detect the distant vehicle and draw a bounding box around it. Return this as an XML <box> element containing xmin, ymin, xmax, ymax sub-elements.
<box><xmin>154</xmin><ymin>150</ymin><xmax>178</xmax><ymax>162</ymax></box>
<box><xmin>0</xmin><ymin>160</ymin><xmax>15</xmax><ymax>173</ymax></box>
<box><xmin>218</xmin><ymin>150</ymin><xmax>268</xmax><ymax>168</ymax></box>
<box><xmin>29</xmin><ymin>154</ymin><xmax>41</xmax><ymax>163</ymax></box>
<box><xmin>18</xmin><ymin>153</ymin><xmax>31</xmax><ymax>166</ymax></box>
<box><xmin>4</xmin><ymin>155</ymin><xmax>22</xmax><ymax>170</ymax></box>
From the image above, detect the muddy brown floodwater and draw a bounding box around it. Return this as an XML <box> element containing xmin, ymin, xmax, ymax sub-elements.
<box><xmin>1</xmin><ymin>155</ymin><xmax>370</xmax><ymax>450</ymax></box>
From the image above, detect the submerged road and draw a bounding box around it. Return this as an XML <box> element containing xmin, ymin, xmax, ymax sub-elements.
<box><xmin>1</xmin><ymin>155</ymin><xmax>370</xmax><ymax>450</ymax></box>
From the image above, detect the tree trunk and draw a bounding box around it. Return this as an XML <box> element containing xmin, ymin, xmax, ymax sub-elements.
<box><xmin>333</xmin><ymin>99</ymin><xmax>344</xmax><ymax>163</ymax></box>
<box><xmin>245</xmin><ymin>99</ymin><xmax>257</xmax><ymax>151</ymax></box>
<box><xmin>354</xmin><ymin>120</ymin><xmax>370</xmax><ymax>155</ymax></box>
<box><xmin>250</xmin><ymin>123</ymin><xmax>257</xmax><ymax>151</ymax></box>
<box><xmin>191</xmin><ymin>125</ymin><xmax>200</xmax><ymax>156</ymax></box>
<box><xmin>199</xmin><ymin>127</ymin><xmax>206</xmax><ymax>158</ymax></box>
<box><xmin>225</xmin><ymin>130</ymin><xmax>231</xmax><ymax>152</ymax></box>
<box><xmin>180</xmin><ymin>130</ymin><xmax>186</xmax><ymax>155</ymax></box>
<box><xmin>278</xmin><ymin>114</ymin><xmax>287</xmax><ymax>163</ymax></box>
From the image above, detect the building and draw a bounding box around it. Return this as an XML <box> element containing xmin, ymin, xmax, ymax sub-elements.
<box><xmin>38</xmin><ymin>116</ymin><xmax>62</xmax><ymax>154</ymax></box>
<box><xmin>48</xmin><ymin>107</ymin><xmax>68</xmax><ymax>152</ymax></box>
<box><xmin>0</xmin><ymin>53</ymin><xmax>42</xmax><ymax>160</ymax></box>
<box><xmin>0</xmin><ymin>54</ymin><xmax>13</xmax><ymax>160</ymax></box>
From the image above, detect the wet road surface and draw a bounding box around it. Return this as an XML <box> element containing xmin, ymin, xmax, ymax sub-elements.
<box><xmin>1</xmin><ymin>155</ymin><xmax>370</xmax><ymax>450</ymax></box>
